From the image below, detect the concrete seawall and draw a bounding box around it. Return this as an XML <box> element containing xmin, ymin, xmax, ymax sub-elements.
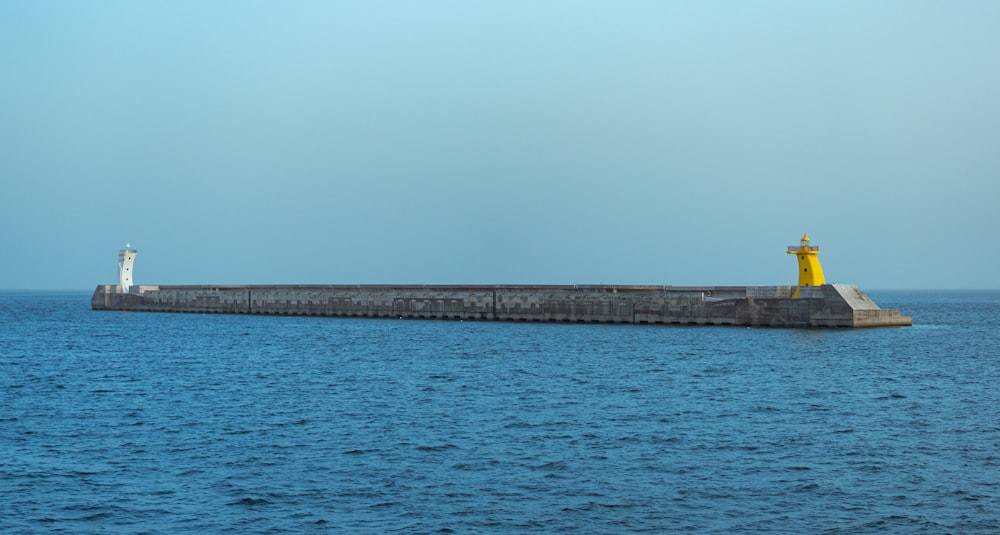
<box><xmin>92</xmin><ymin>283</ymin><xmax>911</xmax><ymax>328</ymax></box>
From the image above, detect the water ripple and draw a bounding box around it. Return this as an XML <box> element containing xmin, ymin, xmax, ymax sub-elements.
<box><xmin>0</xmin><ymin>290</ymin><xmax>998</xmax><ymax>533</ymax></box>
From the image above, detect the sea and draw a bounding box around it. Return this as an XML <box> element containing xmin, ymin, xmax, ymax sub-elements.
<box><xmin>1</xmin><ymin>290</ymin><xmax>997</xmax><ymax>534</ymax></box>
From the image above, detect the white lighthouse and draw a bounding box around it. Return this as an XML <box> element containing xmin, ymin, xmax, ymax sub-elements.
<box><xmin>118</xmin><ymin>243</ymin><xmax>137</xmax><ymax>293</ymax></box>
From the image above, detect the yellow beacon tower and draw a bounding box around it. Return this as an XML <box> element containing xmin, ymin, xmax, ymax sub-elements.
<box><xmin>787</xmin><ymin>234</ymin><xmax>825</xmax><ymax>298</ymax></box>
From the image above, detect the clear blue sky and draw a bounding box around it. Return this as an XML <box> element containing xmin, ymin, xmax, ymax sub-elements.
<box><xmin>2</xmin><ymin>1</ymin><xmax>997</xmax><ymax>290</ymax></box>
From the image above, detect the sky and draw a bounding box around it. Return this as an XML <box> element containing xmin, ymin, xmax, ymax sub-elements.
<box><xmin>1</xmin><ymin>1</ymin><xmax>998</xmax><ymax>290</ymax></box>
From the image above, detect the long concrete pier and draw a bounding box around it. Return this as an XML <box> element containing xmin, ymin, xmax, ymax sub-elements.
<box><xmin>91</xmin><ymin>283</ymin><xmax>911</xmax><ymax>328</ymax></box>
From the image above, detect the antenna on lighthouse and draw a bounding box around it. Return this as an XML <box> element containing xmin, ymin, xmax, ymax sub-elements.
<box><xmin>118</xmin><ymin>244</ymin><xmax>138</xmax><ymax>293</ymax></box>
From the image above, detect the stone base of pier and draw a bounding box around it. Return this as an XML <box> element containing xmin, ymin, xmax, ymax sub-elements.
<box><xmin>92</xmin><ymin>283</ymin><xmax>911</xmax><ymax>328</ymax></box>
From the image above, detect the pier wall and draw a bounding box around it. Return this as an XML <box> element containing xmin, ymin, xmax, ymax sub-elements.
<box><xmin>92</xmin><ymin>284</ymin><xmax>911</xmax><ymax>328</ymax></box>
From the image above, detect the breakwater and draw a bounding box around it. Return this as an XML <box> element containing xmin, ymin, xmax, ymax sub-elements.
<box><xmin>91</xmin><ymin>283</ymin><xmax>911</xmax><ymax>328</ymax></box>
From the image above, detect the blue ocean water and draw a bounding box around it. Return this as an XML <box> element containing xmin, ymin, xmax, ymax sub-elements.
<box><xmin>1</xmin><ymin>290</ymin><xmax>997</xmax><ymax>534</ymax></box>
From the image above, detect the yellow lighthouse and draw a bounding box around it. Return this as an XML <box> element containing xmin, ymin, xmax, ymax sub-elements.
<box><xmin>787</xmin><ymin>234</ymin><xmax>825</xmax><ymax>298</ymax></box>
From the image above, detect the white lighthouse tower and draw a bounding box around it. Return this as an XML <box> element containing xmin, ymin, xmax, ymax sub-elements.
<box><xmin>118</xmin><ymin>243</ymin><xmax>137</xmax><ymax>293</ymax></box>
